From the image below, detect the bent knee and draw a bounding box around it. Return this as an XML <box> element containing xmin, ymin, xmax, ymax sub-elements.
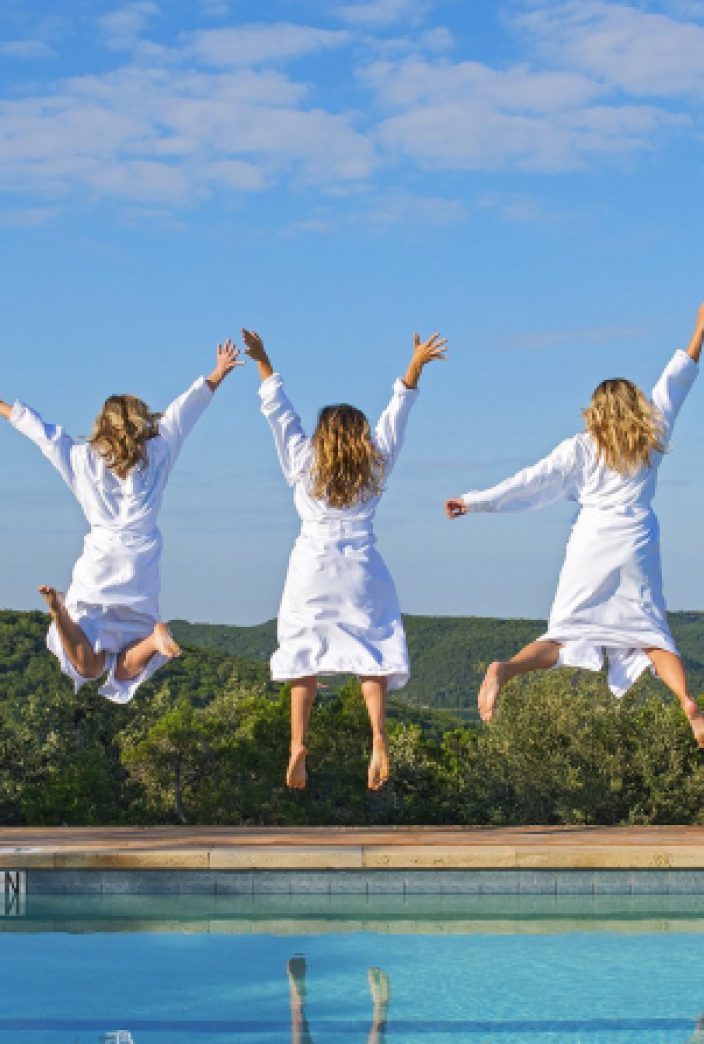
<box><xmin>74</xmin><ymin>651</ymin><xmax>105</xmax><ymax>681</ymax></box>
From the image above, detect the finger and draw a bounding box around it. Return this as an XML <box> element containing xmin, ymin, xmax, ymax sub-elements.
<box><xmin>414</xmin><ymin>332</ymin><xmax>420</xmax><ymax>347</ymax></box>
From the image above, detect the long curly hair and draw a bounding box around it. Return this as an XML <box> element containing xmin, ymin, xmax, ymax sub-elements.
<box><xmin>89</xmin><ymin>395</ymin><xmax>162</xmax><ymax>479</ymax></box>
<box><xmin>582</xmin><ymin>378</ymin><xmax>666</xmax><ymax>474</ymax></box>
<box><xmin>310</xmin><ymin>404</ymin><xmax>385</xmax><ymax>508</ymax></box>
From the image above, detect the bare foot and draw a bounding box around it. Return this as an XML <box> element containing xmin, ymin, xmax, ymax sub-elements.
<box><xmin>38</xmin><ymin>585</ymin><xmax>63</xmax><ymax>617</ymax></box>
<box><xmin>369</xmin><ymin>966</ymin><xmax>390</xmax><ymax>1039</ymax></box>
<box><xmin>286</xmin><ymin>746</ymin><xmax>308</xmax><ymax>789</ymax></box>
<box><xmin>684</xmin><ymin>700</ymin><xmax>704</xmax><ymax>749</ymax></box>
<box><xmin>287</xmin><ymin>955</ymin><xmax>312</xmax><ymax>1042</ymax></box>
<box><xmin>153</xmin><ymin>622</ymin><xmax>181</xmax><ymax>660</ymax></box>
<box><xmin>287</xmin><ymin>955</ymin><xmax>307</xmax><ymax>1005</ymax></box>
<box><xmin>478</xmin><ymin>661</ymin><xmax>506</xmax><ymax>723</ymax></box>
<box><xmin>368</xmin><ymin>736</ymin><xmax>390</xmax><ymax>791</ymax></box>
<box><xmin>368</xmin><ymin>966</ymin><xmax>390</xmax><ymax>1008</ymax></box>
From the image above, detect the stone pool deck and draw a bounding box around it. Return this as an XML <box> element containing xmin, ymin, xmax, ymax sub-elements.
<box><xmin>2</xmin><ymin>825</ymin><xmax>704</xmax><ymax>870</ymax></box>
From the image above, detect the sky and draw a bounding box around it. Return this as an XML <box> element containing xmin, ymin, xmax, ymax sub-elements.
<box><xmin>2</xmin><ymin>0</ymin><xmax>704</xmax><ymax>626</ymax></box>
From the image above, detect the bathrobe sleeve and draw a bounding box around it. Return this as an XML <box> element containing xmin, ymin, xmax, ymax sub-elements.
<box><xmin>650</xmin><ymin>349</ymin><xmax>698</xmax><ymax>441</ymax></box>
<box><xmin>461</xmin><ymin>436</ymin><xmax>582</xmax><ymax>513</ymax></box>
<box><xmin>9</xmin><ymin>402</ymin><xmax>77</xmax><ymax>491</ymax></box>
<box><xmin>374</xmin><ymin>379</ymin><xmax>419</xmax><ymax>477</ymax></box>
<box><xmin>159</xmin><ymin>376</ymin><xmax>214</xmax><ymax>465</ymax></box>
<box><xmin>259</xmin><ymin>373</ymin><xmax>311</xmax><ymax>485</ymax></box>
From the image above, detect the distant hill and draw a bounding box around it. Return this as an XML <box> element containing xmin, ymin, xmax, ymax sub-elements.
<box><xmin>170</xmin><ymin>611</ymin><xmax>704</xmax><ymax>713</ymax></box>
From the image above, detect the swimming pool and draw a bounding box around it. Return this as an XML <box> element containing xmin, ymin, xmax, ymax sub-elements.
<box><xmin>2</xmin><ymin>894</ymin><xmax>703</xmax><ymax>1042</ymax></box>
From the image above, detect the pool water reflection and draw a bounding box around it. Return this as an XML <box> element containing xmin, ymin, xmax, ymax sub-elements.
<box><xmin>1</xmin><ymin>893</ymin><xmax>703</xmax><ymax>1042</ymax></box>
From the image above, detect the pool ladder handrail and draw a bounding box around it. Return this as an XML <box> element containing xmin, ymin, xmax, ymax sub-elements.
<box><xmin>3</xmin><ymin>869</ymin><xmax>26</xmax><ymax>917</ymax></box>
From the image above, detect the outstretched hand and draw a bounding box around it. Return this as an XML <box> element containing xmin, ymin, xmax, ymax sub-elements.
<box><xmin>404</xmin><ymin>331</ymin><xmax>448</xmax><ymax>389</ymax></box>
<box><xmin>0</xmin><ymin>401</ymin><xmax>11</xmax><ymax>421</ymax></box>
<box><xmin>242</xmin><ymin>328</ymin><xmax>267</xmax><ymax>362</ymax></box>
<box><xmin>207</xmin><ymin>338</ymin><xmax>244</xmax><ymax>391</ymax></box>
<box><xmin>414</xmin><ymin>331</ymin><xmax>448</xmax><ymax>366</ymax></box>
<box><xmin>242</xmin><ymin>328</ymin><xmax>274</xmax><ymax>381</ymax></box>
<box><xmin>445</xmin><ymin>498</ymin><xmax>468</xmax><ymax>519</ymax></box>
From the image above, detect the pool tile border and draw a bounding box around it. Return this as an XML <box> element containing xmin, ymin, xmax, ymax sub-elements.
<box><xmin>21</xmin><ymin>867</ymin><xmax>704</xmax><ymax>896</ymax></box>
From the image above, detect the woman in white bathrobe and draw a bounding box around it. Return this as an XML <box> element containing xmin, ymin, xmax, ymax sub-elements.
<box><xmin>0</xmin><ymin>341</ymin><xmax>240</xmax><ymax>703</ymax></box>
<box><xmin>446</xmin><ymin>305</ymin><xmax>704</xmax><ymax>748</ymax></box>
<box><xmin>242</xmin><ymin>327</ymin><xmax>447</xmax><ymax>790</ymax></box>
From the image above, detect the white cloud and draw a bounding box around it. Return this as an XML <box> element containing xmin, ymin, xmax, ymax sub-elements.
<box><xmin>0</xmin><ymin>40</ymin><xmax>54</xmax><ymax>59</ymax></box>
<box><xmin>283</xmin><ymin>190</ymin><xmax>466</xmax><ymax>235</ymax></box>
<box><xmin>0</xmin><ymin>64</ymin><xmax>373</xmax><ymax>206</ymax></box>
<box><xmin>420</xmin><ymin>27</ymin><xmax>453</xmax><ymax>53</ymax></box>
<box><xmin>0</xmin><ymin>206</ymin><xmax>59</xmax><ymax>227</ymax></box>
<box><xmin>188</xmin><ymin>23</ymin><xmax>350</xmax><ymax>66</ymax></box>
<box><xmin>515</xmin><ymin>1</ymin><xmax>704</xmax><ymax>97</ymax></box>
<box><xmin>97</xmin><ymin>2</ymin><xmax>159</xmax><ymax>51</ymax></box>
<box><xmin>0</xmin><ymin>1</ymin><xmax>699</xmax><ymax>218</ymax></box>
<box><xmin>362</xmin><ymin>56</ymin><xmax>685</xmax><ymax>172</ymax></box>
<box><xmin>495</xmin><ymin>324</ymin><xmax>648</xmax><ymax>352</ymax></box>
<box><xmin>478</xmin><ymin>192</ymin><xmax>554</xmax><ymax>223</ymax></box>
<box><xmin>335</xmin><ymin>0</ymin><xmax>428</xmax><ymax>27</ymax></box>
<box><xmin>663</xmin><ymin>1</ymin><xmax>704</xmax><ymax>20</ymax></box>
<box><xmin>199</xmin><ymin>0</ymin><xmax>232</xmax><ymax>16</ymax></box>
<box><xmin>366</xmin><ymin>191</ymin><xmax>466</xmax><ymax>225</ymax></box>
<box><xmin>362</xmin><ymin>58</ymin><xmax>602</xmax><ymax>112</ymax></box>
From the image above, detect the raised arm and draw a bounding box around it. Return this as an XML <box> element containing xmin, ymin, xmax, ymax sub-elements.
<box><xmin>650</xmin><ymin>306</ymin><xmax>701</xmax><ymax>439</ymax></box>
<box><xmin>242</xmin><ymin>328</ymin><xmax>274</xmax><ymax>382</ymax></box>
<box><xmin>160</xmin><ymin>339</ymin><xmax>241</xmax><ymax>462</ymax></box>
<box><xmin>6</xmin><ymin>400</ymin><xmax>77</xmax><ymax>489</ymax></box>
<box><xmin>243</xmin><ymin>329</ymin><xmax>310</xmax><ymax>484</ymax></box>
<box><xmin>375</xmin><ymin>332</ymin><xmax>447</xmax><ymax>471</ymax></box>
<box><xmin>685</xmin><ymin>303</ymin><xmax>704</xmax><ymax>363</ymax></box>
<box><xmin>446</xmin><ymin>437</ymin><xmax>581</xmax><ymax>519</ymax></box>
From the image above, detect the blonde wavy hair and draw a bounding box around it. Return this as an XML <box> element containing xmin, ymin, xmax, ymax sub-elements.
<box><xmin>310</xmin><ymin>404</ymin><xmax>385</xmax><ymax>508</ymax></box>
<box><xmin>582</xmin><ymin>378</ymin><xmax>666</xmax><ymax>474</ymax></box>
<box><xmin>89</xmin><ymin>395</ymin><xmax>162</xmax><ymax>479</ymax></box>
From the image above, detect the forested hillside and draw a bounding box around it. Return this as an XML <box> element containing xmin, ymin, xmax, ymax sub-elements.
<box><xmin>172</xmin><ymin>611</ymin><xmax>704</xmax><ymax>711</ymax></box>
<box><xmin>1</xmin><ymin>607</ymin><xmax>704</xmax><ymax>827</ymax></box>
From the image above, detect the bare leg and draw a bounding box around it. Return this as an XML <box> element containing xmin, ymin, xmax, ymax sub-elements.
<box><xmin>478</xmin><ymin>640</ymin><xmax>562</xmax><ymax>722</ymax></box>
<box><xmin>367</xmin><ymin>967</ymin><xmax>390</xmax><ymax>1044</ymax></box>
<box><xmin>38</xmin><ymin>586</ymin><xmax>105</xmax><ymax>680</ymax></box>
<box><xmin>114</xmin><ymin>622</ymin><xmax>181</xmax><ymax>682</ymax></box>
<box><xmin>287</xmin><ymin>955</ymin><xmax>313</xmax><ymax>1044</ymax></box>
<box><xmin>288</xmin><ymin>677</ymin><xmax>316</xmax><ymax>789</ymax></box>
<box><xmin>360</xmin><ymin>676</ymin><xmax>389</xmax><ymax>790</ymax></box>
<box><xmin>645</xmin><ymin>647</ymin><xmax>704</xmax><ymax>748</ymax></box>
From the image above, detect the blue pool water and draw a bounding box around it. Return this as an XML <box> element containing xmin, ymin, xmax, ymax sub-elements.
<box><xmin>1</xmin><ymin>895</ymin><xmax>703</xmax><ymax>1042</ymax></box>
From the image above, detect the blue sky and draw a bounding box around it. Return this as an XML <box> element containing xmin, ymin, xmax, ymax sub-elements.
<box><xmin>2</xmin><ymin>0</ymin><xmax>704</xmax><ymax>625</ymax></box>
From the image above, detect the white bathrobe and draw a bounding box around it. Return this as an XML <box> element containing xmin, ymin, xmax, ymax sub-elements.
<box><xmin>10</xmin><ymin>377</ymin><xmax>213</xmax><ymax>703</ymax></box>
<box><xmin>461</xmin><ymin>350</ymin><xmax>697</xmax><ymax>695</ymax></box>
<box><xmin>260</xmin><ymin>373</ymin><xmax>416</xmax><ymax>690</ymax></box>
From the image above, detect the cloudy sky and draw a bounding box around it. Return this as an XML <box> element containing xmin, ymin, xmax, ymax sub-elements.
<box><xmin>2</xmin><ymin>0</ymin><xmax>704</xmax><ymax>625</ymax></box>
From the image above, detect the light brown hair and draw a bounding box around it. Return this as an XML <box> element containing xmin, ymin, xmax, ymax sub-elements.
<box><xmin>89</xmin><ymin>395</ymin><xmax>162</xmax><ymax>479</ymax></box>
<box><xmin>310</xmin><ymin>404</ymin><xmax>385</xmax><ymax>508</ymax></box>
<box><xmin>582</xmin><ymin>378</ymin><xmax>666</xmax><ymax>474</ymax></box>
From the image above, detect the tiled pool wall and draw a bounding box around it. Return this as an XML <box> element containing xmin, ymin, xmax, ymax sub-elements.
<box><xmin>21</xmin><ymin>868</ymin><xmax>704</xmax><ymax>896</ymax></box>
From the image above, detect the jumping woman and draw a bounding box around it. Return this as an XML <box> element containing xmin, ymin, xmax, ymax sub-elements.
<box><xmin>243</xmin><ymin>327</ymin><xmax>447</xmax><ymax>790</ymax></box>
<box><xmin>0</xmin><ymin>341</ymin><xmax>241</xmax><ymax>703</ymax></box>
<box><xmin>446</xmin><ymin>305</ymin><xmax>704</xmax><ymax>747</ymax></box>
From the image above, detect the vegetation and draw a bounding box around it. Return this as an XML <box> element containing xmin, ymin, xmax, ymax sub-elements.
<box><xmin>1</xmin><ymin>608</ymin><xmax>703</xmax><ymax>826</ymax></box>
<box><xmin>172</xmin><ymin>611</ymin><xmax>704</xmax><ymax>714</ymax></box>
